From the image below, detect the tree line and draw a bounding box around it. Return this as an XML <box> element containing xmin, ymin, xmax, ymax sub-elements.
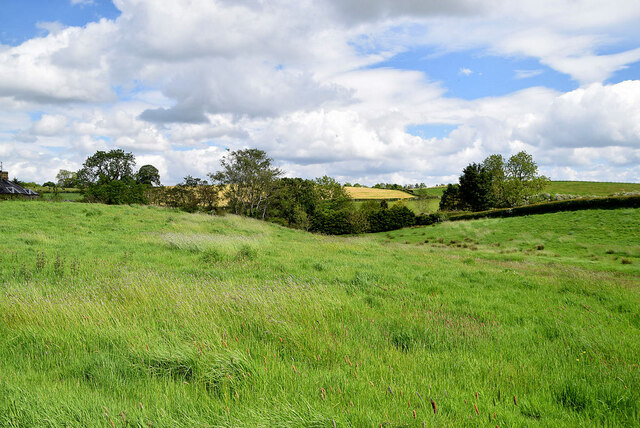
<box><xmin>52</xmin><ymin>147</ymin><xmax>549</xmax><ymax>234</ymax></box>
<box><xmin>439</xmin><ymin>151</ymin><xmax>549</xmax><ymax>211</ymax></box>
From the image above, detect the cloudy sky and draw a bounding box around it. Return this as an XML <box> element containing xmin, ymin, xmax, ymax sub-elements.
<box><xmin>1</xmin><ymin>0</ymin><xmax>640</xmax><ymax>185</ymax></box>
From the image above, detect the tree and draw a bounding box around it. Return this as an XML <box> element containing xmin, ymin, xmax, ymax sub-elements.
<box><xmin>314</xmin><ymin>176</ymin><xmax>348</xmax><ymax>201</ymax></box>
<box><xmin>502</xmin><ymin>151</ymin><xmax>549</xmax><ymax>207</ymax></box>
<box><xmin>136</xmin><ymin>165</ymin><xmax>161</xmax><ymax>186</ymax></box>
<box><xmin>77</xmin><ymin>149</ymin><xmax>136</xmax><ymax>187</ymax></box>
<box><xmin>55</xmin><ymin>169</ymin><xmax>77</xmax><ymax>188</ymax></box>
<box><xmin>267</xmin><ymin>178</ymin><xmax>321</xmax><ymax>229</ymax></box>
<box><xmin>209</xmin><ymin>149</ymin><xmax>283</xmax><ymax>218</ymax></box>
<box><xmin>181</xmin><ymin>175</ymin><xmax>208</xmax><ymax>186</ymax></box>
<box><xmin>77</xmin><ymin>149</ymin><xmax>146</xmax><ymax>205</ymax></box>
<box><xmin>459</xmin><ymin>163</ymin><xmax>493</xmax><ymax>211</ymax></box>
<box><xmin>439</xmin><ymin>183</ymin><xmax>465</xmax><ymax>211</ymax></box>
<box><xmin>482</xmin><ymin>154</ymin><xmax>506</xmax><ymax>206</ymax></box>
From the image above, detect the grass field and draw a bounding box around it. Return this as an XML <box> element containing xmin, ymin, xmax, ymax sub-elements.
<box><xmin>38</xmin><ymin>192</ymin><xmax>83</xmax><ymax>201</ymax></box>
<box><xmin>1</xmin><ymin>201</ymin><xmax>639</xmax><ymax>426</ymax></box>
<box><xmin>543</xmin><ymin>181</ymin><xmax>640</xmax><ymax>196</ymax></box>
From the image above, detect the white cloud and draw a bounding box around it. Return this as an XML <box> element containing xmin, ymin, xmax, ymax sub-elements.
<box><xmin>515</xmin><ymin>69</ymin><xmax>543</xmax><ymax>79</ymax></box>
<box><xmin>0</xmin><ymin>0</ymin><xmax>639</xmax><ymax>185</ymax></box>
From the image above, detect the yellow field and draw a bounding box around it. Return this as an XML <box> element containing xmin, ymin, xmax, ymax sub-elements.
<box><xmin>344</xmin><ymin>186</ymin><xmax>415</xmax><ymax>200</ymax></box>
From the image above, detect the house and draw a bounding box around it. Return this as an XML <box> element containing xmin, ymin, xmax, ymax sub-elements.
<box><xmin>0</xmin><ymin>168</ymin><xmax>39</xmax><ymax>198</ymax></box>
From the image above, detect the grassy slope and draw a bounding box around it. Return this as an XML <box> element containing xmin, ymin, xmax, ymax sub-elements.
<box><xmin>1</xmin><ymin>201</ymin><xmax>639</xmax><ymax>427</ymax></box>
<box><xmin>544</xmin><ymin>181</ymin><xmax>640</xmax><ymax>196</ymax></box>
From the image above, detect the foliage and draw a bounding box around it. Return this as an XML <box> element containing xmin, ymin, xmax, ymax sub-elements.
<box><xmin>136</xmin><ymin>165</ymin><xmax>161</xmax><ymax>186</ymax></box>
<box><xmin>145</xmin><ymin>178</ymin><xmax>219</xmax><ymax>213</ymax></box>
<box><xmin>267</xmin><ymin>178</ymin><xmax>321</xmax><ymax>229</ymax></box>
<box><xmin>56</xmin><ymin>169</ymin><xmax>78</xmax><ymax>188</ymax></box>
<box><xmin>76</xmin><ymin>149</ymin><xmax>148</xmax><ymax>205</ymax></box>
<box><xmin>459</xmin><ymin>163</ymin><xmax>493</xmax><ymax>211</ymax></box>
<box><xmin>77</xmin><ymin>149</ymin><xmax>136</xmax><ymax>186</ymax></box>
<box><xmin>502</xmin><ymin>151</ymin><xmax>549</xmax><ymax>206</ymax></box>
<box><xmin>82</xmin><ymin>177</ymin><xmax>147</xmax><ymax>205</ymax></box>
<box><xmin>439</xmin><ymin>183</ymin><xmax>465</xmax><ymax>211</ymax></box>
<box><xmin>315</xmin><ymin>175</ymin><xmax>348</xmax><ymax>200</ymax></box>
<box><xmin>309</xmin><ymin>205</ymin><xmax>368</xmax><ymax>235</ymax></box>
<box><xmin>444</xmin><ymin>151</ymin><xmax>549</xmax><ymax>212</ymax></box>
<box><xmin>181</xmin><ymin>175</ymin><xmax>208</xmax><ymax>186</ymax></box>
<box><xmin>365</xmin><ymin>204</ymin><xmax>416</xmax><ymax>233</ymax></box>
<box><xmin>210</xmin><ymin>149</ymin><xmax>282</xmax><ymax>218</ymax></box>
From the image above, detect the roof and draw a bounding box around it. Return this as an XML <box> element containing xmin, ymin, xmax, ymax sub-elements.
<box><xmin>0</xmin><ymin>178</ymin><xmax>39</xmax><ymax>196</ymax></box>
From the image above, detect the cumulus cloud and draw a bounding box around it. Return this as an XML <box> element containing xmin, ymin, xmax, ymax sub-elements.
<box><xmin>0</xmin><ymin>0</ymin><xmax>639</xmax><ymax>184</ymax></box>
<box><xmin>516</xmin><ymin>81</ymin><xmax>640</xmax><ymax>149</ymax></box>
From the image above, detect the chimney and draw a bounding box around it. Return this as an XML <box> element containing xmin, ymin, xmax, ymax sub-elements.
<box><xmin>0</xmin><ymin>170</ymin><xmax>7</xmax><ymax>180</ymax></box>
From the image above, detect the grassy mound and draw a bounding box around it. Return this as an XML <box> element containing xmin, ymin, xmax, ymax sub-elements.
<box><xmin>1</xmin><ymin>201</ymin><xmax>639</xmax><ymax>426</ymax></box>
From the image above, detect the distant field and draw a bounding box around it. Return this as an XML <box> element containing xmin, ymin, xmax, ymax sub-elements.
<box><xmin>344</xmin><ymin>186</ymin><xmax>414</xmax><ymax>200</ymax></box>
<box><xmin>399</xmin><ymin>198</ymin><xmax>440</xmax><ymax>214</ymax></box>
<box><xmin>1</xmin><ymin>201</ymin><xmax>639</xmax><ymax>426</ymax></box>
<box><xmin>413</xmin><ymin>186</ymin><xmax>446</xmax><ymax>198</ymax></box>
<box><xmin>544</xmin><ymin>181</ymin><xmax>640</xmax><ymax>196</ymax></box>
<box><xmin>39</xmin><ymin>192</ymin><xmax>83</xmax><ymax>201</ymax></box>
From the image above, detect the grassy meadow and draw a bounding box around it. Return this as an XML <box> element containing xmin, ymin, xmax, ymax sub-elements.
<box><xmin>544</xmin><ymin>181</ymin><xmax>640</xmax><ymax>196</ymax></box>
<box><xmin>1</xmin><ymin>201</ymin><xmax>639</xmax><ymax>426</ymax></box>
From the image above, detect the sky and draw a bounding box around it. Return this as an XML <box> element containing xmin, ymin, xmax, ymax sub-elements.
<box><xmin>1</xmin><ymin>0</ymin><xmax>640</xmax><ymax>185</ymax></box>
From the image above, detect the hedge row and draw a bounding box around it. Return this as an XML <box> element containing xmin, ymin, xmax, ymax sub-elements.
<box><xmin>446</xmin><ymin>195</ymin><xmax>640</xmax><ymax>222</ymax></box>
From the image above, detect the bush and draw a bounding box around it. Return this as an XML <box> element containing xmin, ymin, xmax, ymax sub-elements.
<box><xmin>310</xmin><ymin>207</ymin><xmax>368</xmax><ymax>235</ymax></box>
<box><xmin>83</xmin><ymin>179</ymin><xmax>147</xmax><ymax>205</ymax></box>
<box><xmin>415</xmin><ymin>213</ymin><xmax>447</xmax><ymax>226</ymax></box>
<box><xmin>366</xmin><ymin>205</ymin><xmax>415</xmax><ymax>233</ymax></box>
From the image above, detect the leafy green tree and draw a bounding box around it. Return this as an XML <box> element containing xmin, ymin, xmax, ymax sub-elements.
<box><xmin>459</xmin><ymin>163</ymin><xmax>493</xmax><ymax>211</ymax></box>
<box><xmin>268</xmin><ymin>178</ymin><xmax>320</xmax><ymax>229</ymax></box>
<box><xmin>314</xmin><ymin>175</ymin><xmax>348</xmax><ymax>201</ymax></box>
<box><xmin>482</xmin><ymin>154</ymin><xmax>506</xmax><ymax>206</ymax></box>
<box><xmin>77</xmin><ymin>149</ymin><xmax>136</xmax><ymax>187</ymax></box>
<box><xmin>209</xmin><ymin>149</ymin><xmax>283</xmax><ymax>218</ymax></box>
<box><xmin>439</xmin><ymin>183</ymin><xmax>465</xmax><ymax>211</ymax></box>
<box><xmin>502</xmin><ymin>151</ymin><xmax>549</xmax><ymax>207</ymax></box>
<box><xmin>77</xmin><ymin>149</ymin><xmax>146</xmax><ymax>205</ymax></box>
<box><xmin>181</xmin><ymin>175</ymin><xmax>208</xmax><ymax>186</ymax></box>
<box><xmin>55</xmin><ymin>169</ymin><xmax>77</xmax><ymax>188</ymax></box>
<box><xmin>136</xmin><ymin>165</ymin><xmax>161</xmax><ymax>186</ymax></box>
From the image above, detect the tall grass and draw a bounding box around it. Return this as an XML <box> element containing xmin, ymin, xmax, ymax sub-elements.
<box><xmin>0</xmin><ymin>201</ymin><xmax>639</xmax><ymax>426</ymax></box>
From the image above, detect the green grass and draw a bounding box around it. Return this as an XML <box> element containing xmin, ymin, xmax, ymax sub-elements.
<box><xmin>413</xmin><ymin>187</ymin><xmax>446</xmax><ymax>198</ymax></box>
<box><xmin>544</xmin><ymin>181</ymin><xmax>640</xmax><ymax>196</ymax></box>
<box><xmin>398</xmin><ymin>198</ymin><xmax>440</xmax><ymax>214</ymax></box>
<box><xmin>376</xmin><ymin>208</ymin><xmax>640</xmax><ymax>273</ymax></box>
<box><xmin>38</xmin><ymin>192</ymin><xmax>83</xmax><ymax>201</ymax></box>
<box><xmin>1</xmin><ymin>201</ymin><xmax>639</xmax><ymax>426</ymax></box>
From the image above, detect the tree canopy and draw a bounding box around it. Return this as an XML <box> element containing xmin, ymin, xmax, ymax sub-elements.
<box><xmin>209</xmin><ymin>149</ymin><xmax>283</xmax><ymax>218</ymax></box>
<box><xmin>136</xmin><ymin>165</ymin><xmax>161</xmax><ymax>186</ymax></box>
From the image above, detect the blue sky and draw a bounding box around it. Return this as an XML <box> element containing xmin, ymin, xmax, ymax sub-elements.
<box><xmin>0</xmin><ymin>0</ymin><xmax>120</xmax><ymax>46</ymax></box>
<box><xmin>369</xmin><ymin>48</ymin><xmax>578</xmax><ymax>100</ymax></box>
<box><xmin>0</xmin><ymin>0</ymin><xmax>639</xmax><ymax>184</ymax></box>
